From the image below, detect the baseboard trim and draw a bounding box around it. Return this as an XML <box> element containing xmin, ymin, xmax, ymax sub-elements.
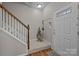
<box><xmin>18</xmin><ymin>53</ymin><xmax>28</xmax><ymax>56</ymax></box>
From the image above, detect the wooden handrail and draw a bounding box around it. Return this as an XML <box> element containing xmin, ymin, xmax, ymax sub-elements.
<box><xmin>0</xmin><ymin>4</ymin><xmax>29</xmax><ymax>30</ymax></box>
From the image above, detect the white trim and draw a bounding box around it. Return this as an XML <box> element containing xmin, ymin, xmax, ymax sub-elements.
<box><xmin>0</xmin><ymin>28</ymin><xmax>27</xmax><ymax>46</ymax></box>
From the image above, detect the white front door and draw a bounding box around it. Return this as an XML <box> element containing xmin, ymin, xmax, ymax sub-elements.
<box><xmin>54</xmin><ymin>15</ymin><xmax>71</xmax><ymax>55</ymax></box>
<box><xmin>54</xmin><ymin>3</ymin><xmax>78</xmax><ymax>56</ymax></box>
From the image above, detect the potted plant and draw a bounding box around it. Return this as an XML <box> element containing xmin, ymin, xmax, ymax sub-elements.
<box><xmin>36</xmin><ymin>27</ymin><xmax>43</xmax><ymax>42</ymax></box>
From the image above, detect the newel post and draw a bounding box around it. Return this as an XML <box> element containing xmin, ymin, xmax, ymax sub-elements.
<box><xmin>28</xmin><ymin>25</ymin><xmax>30</xmax><ymax>50</ymax></box>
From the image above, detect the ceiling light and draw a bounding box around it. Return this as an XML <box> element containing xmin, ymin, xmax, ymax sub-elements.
<box><xmin>37</xmin><ymin>4</ymin><xmax>42</xmax><ymax>8</ymax></box>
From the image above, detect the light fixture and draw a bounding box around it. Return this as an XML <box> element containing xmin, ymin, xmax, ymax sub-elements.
<box><xmin>37</xmin><ymin>4</ymin><xmax>42</xmax><ymax>8</ymax></box>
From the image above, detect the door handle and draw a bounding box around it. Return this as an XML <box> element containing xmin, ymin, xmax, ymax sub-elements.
<box><xmin>77</xmin><ymin>32</ymin><xmax>79</xmax><ymax>35</ymax></box>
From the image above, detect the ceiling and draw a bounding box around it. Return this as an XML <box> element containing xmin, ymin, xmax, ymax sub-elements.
<box><xmin>24</xmin><ymin>2</ymin><xmax>49</xmax><ymax>9</ymax></box>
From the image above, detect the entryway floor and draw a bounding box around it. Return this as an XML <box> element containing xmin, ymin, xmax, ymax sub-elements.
<box><xmin>29</xmin><ymin>39</ymin><xmax>51</xmax><ymax>54</ymax></box>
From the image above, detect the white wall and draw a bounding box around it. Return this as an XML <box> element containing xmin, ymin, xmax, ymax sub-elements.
<box><xmin>3</xmin><ymin>2</ymin><xmax>43</xmax><ymax>40</ymax></box>
<box><xmin>0</xmin><ymin>29</ymin><xmax>27</xmax><ymax>56</ymax></box>
<box><xmin>43</xmin><ymin>18</ymin><xmax>53</xmax><ymax>44</ymax></box>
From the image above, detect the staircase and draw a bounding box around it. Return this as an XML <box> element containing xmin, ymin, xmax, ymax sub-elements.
<box><xmin>0</xmin><ymin>4</ymin><xmax>30</xmax><ymax>56</ymax></box>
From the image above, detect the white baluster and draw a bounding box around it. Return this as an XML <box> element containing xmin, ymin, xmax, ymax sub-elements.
<box><xmin>22</xmin><ymin>25</ymin><xmax>23</xmax><ymax>41</ymax></box>
<box><xmin>16</xmin><ymin>20</ymin><xmax>18</xmax><ymax>38</ymax></box>
<box><xmin>15</xmin><ymin>19</ymin><xmax>17</xmax><ymax>36</ymax></box>
<box><xmin>11</xmin><ymin>17</ymin><xmax>14</xmax><ymax>35</ymax></box>
<box><xmin>11</xmin><ymin>16</ymin><xmax>13</xmax><ymax>34</ymax></box>
<box><xmin>23</xmin><ymin>26</ymin><xmax>25</xmax><ymax>42</ymax></box>
<box><xmin>17</xmin><ymin>21</ymin><xmax>19</xmax><ymax>39</ymax></box>
<box><xmin>14</xmin><ymin>18</ymin><xmax>16</xmax><ymax>36</ymax></box>
<box><xmin>25</xmin><ymin>28</ymin><xmax>27</xmax><ymax>43</ymax></box>
<box><xmin>7</xmin><ymin>13</ymin><xmax>9</xmax><ymax>32</ymax></box>
<box><xmin>12</xmin><ymin>18</ymin><xmax>15</xmax><ymax>35</ymax></box>
<box><xmin>20</xmin><ymin>24</ymin><xmax>23</xmax><ymax>41</ymax></box>
<box><xmin>22</xmin><ymin>26</ymin><xmax>24</xmax><ymax>42</ymax></box>
<box><xmin>24</xmin><ymin>27</ymin><xmax>26</xmax><ymax>42</ymax></box>
<box><xmin>8</xmin><ymin>15</ymin><xmax>11</xmax><ymax>33</ymax></box>
<box><xmin>0</xmin><ymin>7</ymin><xmax>2</xmax><ymax>28</ymax></box>
<box><xmin>6</xmin><ymin>12</ymin><xmax>8</xmax><ymax>30</ymax></box>
<box><xmin>19</xmin><ymin>22</ymin><xmax>21</xmax><ymax>40</ymax></box>
<box><xmin>4</xmin><ymin>10</ymin><xmax>6</xmax><ymax>30</ymax></box>
<box><xmin>3</xmin><ymin>9</ymin><xmax>5</xmax><ymax>29</ymax></box>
